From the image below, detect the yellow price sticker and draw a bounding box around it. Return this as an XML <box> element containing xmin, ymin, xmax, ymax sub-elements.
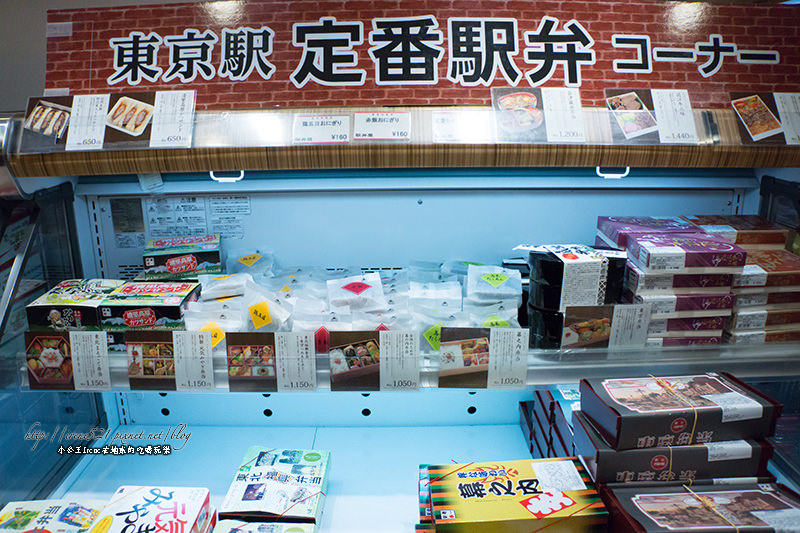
<box><xmin>482</xmin><ymin>315</ymin><xmax>510</xmax><ymax>328</ymax></box>
<box><xmin>237</xmin><ymin>253</ymin><xmax>262</xmax><ymax>267</ymax></box>
<box><xmin>423</xmin><ymin>322</ymin><xmax>443</xmax><ymax>351</ymax></box>
<box><xmin>280</xmin><ymin>285</ymin><xmax>293</xmax><ymax>293</ymax></box>
<box><xmin>249</xmin><ymin>301</ymin><xmax>272</xmax><ymax>330</ymax></box>
<box><xmin>480</xmin><ymin>273</ymin><xmax>510</xmax><ymax>288</ymax></box>
<box><xmin>200</xmin><ymin>321</ymin><xmax>225</xmax><ymax>347</ymax></box>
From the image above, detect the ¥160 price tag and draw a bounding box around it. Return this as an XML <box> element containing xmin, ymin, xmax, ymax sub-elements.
<box><xmin>173</xmin><ymin>331</ymin><xmax>215</xmax><ymax>391</ymax></box>
<box><xmin>379</xmin><ymin>330</ymin><xmax>420</xmax><ymax>391</ymax></box>
<box><xmin>70</xmin><ymin>331</ymin><xmax>111</xmax><ymax>391</ymax></box>
<box><xmin>353</xmin><ymin>112</ymin><xmax>411</xmax><ymax>141</ymax></box>
<box><xmin>65</xmin><ymin>94</ymin><xmax>110</xmax><ymax>151</ymax></box>
<box><xmin>487</xmin><ymin>328</ymin><xmax>529</xmax><ymax>389</ymax></box>
<box><xmin>276</xmin><ymin>332</ymin><xmax>317</xmax><ymax>392</ymax></box>
<box><xmin>292</xmin><ymin>114</ymin><xmax>350</xmax><ymax>144</ymax></box>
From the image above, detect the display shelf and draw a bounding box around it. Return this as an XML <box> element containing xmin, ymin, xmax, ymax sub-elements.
<box><xmin>8</xmin><ymin>107</ymin><xmax>800</xmax><ymax>177</ymax></box>
<box><xmin>49</xmin><ymin>423</ymin><xmax>528</xmax><ymax>533</ymax></box>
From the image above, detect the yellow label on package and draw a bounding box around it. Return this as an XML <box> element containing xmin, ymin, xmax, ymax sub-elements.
<box><xmin>482</xmin><ymin>315</ymin><xmax>510</xmax><ymax>328</ymax></box>
<box><xmin>237</xmin><ymin>253</ymin><xmax>262</xmax><ymax>267</ymax></box>
<box><xmin>423</xmin><ymin>322</ymin><xmax>443</xmax><ymax>350</ymax></box>
<box><xmin>280</xmin><ymin>285</ymin><xmax>293</xmax><ymax>293</ymax></box>
<box><xmin>249</xmin><ymin>301</ymin><xmax>272</xmax><ymax>329</ymax></box>
<box><xmin>480</xmin><ymin>273</ymin><xmax>509</xmax><ymax>288</ymax></box>
<box><xmin>200</xmin><ymin>321</ymin><xmax>225</xmax><ymax>347</ymax></box>
<box><xmin>427</xmin><ymin>458</ymin><xmax>606</xmax><ymax>532</ymax></box>
<box><xmin>212</xmin><ymin>274</ymin><xmax>234</xmax><ymax>280</ymax></box>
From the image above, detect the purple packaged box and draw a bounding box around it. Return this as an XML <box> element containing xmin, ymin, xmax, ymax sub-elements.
<box><xmin>647</xmin><ymin>316</ymin><xmax>726</xmax><ymax>336</ymax></box>
<box><xmin>625</xmin><ymin>261</ymin><xmax>733</xmax><ymax>295</ymax></box>
<box><xmin>646</xmin><ymin>336</ymin><xmax>722</xmax><ymax>347</ymax></box>
<box><xmin>625</xmin><ymin>290</ymin><xmax>734</xmax><ymax>318</ymax></box>
<box><xmin>627</xmin><ymin>233</ymin><xmax>747</xmax><ymax>274</ymax></box>
<box><xmin>597</xmin><ymin>216</ymin><xmax>699</xmax><ymax>248</ymax></box>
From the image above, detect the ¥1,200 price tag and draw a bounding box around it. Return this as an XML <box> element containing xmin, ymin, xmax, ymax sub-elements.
<box><xmin>65</xmin><ymin>94</ymin><xmax>110</xmax><ymax>151</ymax></box>
<box><xmin>379</xmin><ymin>330</ymin><xmax>420</xmax><ymax>391</ymax></box>
<box><xmin>70</xmin><ymin>331</ymin><xmax>111</xmax><ymax>391</ymax></box>
<box><xmin>487</xmin><ymin>328</ymin><xmax>529</xmax><ymax>389</ymax></box>
<box><xmin>276</xmin><ymin>332</ymin><xmax>317</xmax><ymax>392</ymax></box>
<box><xmin>173</xmin><ymin>331</ymin><xmax>215</xmax><ymax>391</ymax></box>
<box><xmin>541</xmin><ymin>87</ymin><xmax>586</xmax><ymax>143</ymax></box>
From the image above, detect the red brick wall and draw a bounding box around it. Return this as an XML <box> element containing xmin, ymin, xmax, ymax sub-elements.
<box><xmin>45</xmin><ymin>0</ymin><xmax>800</xmax><ymax>110</ymax></box>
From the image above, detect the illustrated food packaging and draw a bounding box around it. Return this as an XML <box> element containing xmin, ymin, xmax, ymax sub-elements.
<box><xmin>596</xmin><ymin>217</ymin><xmax>699</xmax><ymax>249</ymax></box>
<box><xmin>26</xmin><ymin>279</ymin><xmax>125</xmax><ymax>330</ymax></box>
<box><xmin>426</xmin><ymin>458</ymin><xmax>607</xmax><ymax>532</ymax></box>
<box><xmin>579</xmin><ymin>373</ymin><xmax>781</xmax><ymax>450</ymax></box>
<box><xmin>625</xmin><ymin>234</ymin><xmax>747</xmax><ymax>274</ymax></box>
<box><xmin>98</xmin><ymin>282</ymin><xmax>200</xmax><ymax>330</ymax></box>
<box><xmin>0</xmin><ymin>499</ymin><xmax>105</xmax><ymax>533</ymax></box>
<box><xmin>735</xmin><ymin>249</ymin><xmax>800</xmax><ymax>288</ymax></box>
<box><xmin>88</xmin><ymin>486</ymin><xmax>211</xmax><ymax>533</ymax></box>
<box><xmin>682</xmin><ymin>214</ymin><xmax>788</xmax><ymax>249</ymax></box>
<box><xmin>212</xmin><ymin>521</ymin><xmax>314</xmax><ymax>533</ymax></box>
<box><xmin>143</xmin><ymin>234</ymin><xmax>222</xmax><ymax>280</ymax></box>
<box><xmin>625</xmin><ymin>261</ymin><xmax>733</xmax><ymax>295</ymax></box>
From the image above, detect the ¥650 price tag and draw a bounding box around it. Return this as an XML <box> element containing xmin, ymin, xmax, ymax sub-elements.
<box><xmin>70</xmin><ymin>331</ymin><xmax>111</xmax><ymax>391</ymax></box>
<box><xmin>380</xmin><ymin>330</ymin><xmax>420</xmax><ymax>391</ymax></box>
<box><xmin>276</xmin><ymin>332</ymin><xmax>317</xmax><ymax>392</ymax></box>
<box><xmin>173</xmin><ymin>331</ymin><xmax>215</xmax><ymax>391</ymax></box>
<box><xmin>150</xmin><ymin>90</ymin><xmax>196</xmax><ymax>148</ymax></box>
<box><xmin>66</xmin><ymin>94</ymin><xmax>110</xmax><ymax>151</ymax></box>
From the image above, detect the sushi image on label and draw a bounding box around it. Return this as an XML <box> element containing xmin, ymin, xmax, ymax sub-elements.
<box><xmin>23</xmin><ymin>100</ymin><xmax>71</xmax><ymax>139</ymax></box>
<box><xmin>106</xmin><ymin>96</ymin><xmax>155</xmax><ymax>136</ymax></box>
<box><xmin>606</xmin><ymin>90</ymin><xmax>658</xmax><ymax>139</ymax></box>
<box><xmin>731</xmin><ymin>94</ymin><xmax>784</xmax><ymax>142</ymax></box>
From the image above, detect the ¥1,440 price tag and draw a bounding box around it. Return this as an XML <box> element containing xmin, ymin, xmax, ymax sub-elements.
<box><xmin>651</xmin><ymin>89</ymin><xmax>699</xmax><ymax>145</ymax></box>
<box><xmin>292</xmin><ymin>114</ymin><xmax>350</xmax><ymax>144</ymax></box>
<box><xmin>379</xmin><ymin>330</ymin><xmax>420</xmax><ymax>391</ymax></box>
<box><xmin>353</xmin><ymin>112</ymin><xmax>411</xmax><ymax>141</ymax></box>
<box><xmin>276</xmin><ymin>332</ymin><xmax>317</xmax><ymax>392</ymax></box>
<box><xmin>65</xmin><ymin>94</ymin><xmax>110</xmax><ymax>151</ymax></box>
<box><xmin>487</xmin><ymin>328</ymin><xmax>529</xmax><ymax>389</ymax></box>
<box><xmin>173</xmin><ymin>331</ymin><xmax>215</xmax><ymax>391</ymax></box>
<box><xmin>70</xmin><ymin>331</ymin><xmax>111</xmax><ymax>391</ymax></box>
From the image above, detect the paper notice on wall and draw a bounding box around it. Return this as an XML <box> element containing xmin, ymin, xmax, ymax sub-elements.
<box><xmin>208</xmin><ymin>195</ymin><xmax>250</xmax><ymax>240</ymax></box>
<box><xmin>144</xmin><ymin>196</ymin><xmax>207</xmax><ymax>238</ymax></box>
<box><xmin>110</xmin><ymin>198</ymin><xmax>146</xmax><ymax>249</ymax></box>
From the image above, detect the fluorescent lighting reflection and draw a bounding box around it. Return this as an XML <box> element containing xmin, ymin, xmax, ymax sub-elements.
<box><xmin>432</xmin><ymin>108</ymin><xmax>495</xmax><ymax>143</ymax></box>
<box><xmin>201</xmin><ymin>0</ymin><xmax>246</xmax><ymax>26</ymax></box>
<box><xmin>195</xmin><ymin>111</ymin><xmax>286</xmax><ymax>147</ymax></box>
<box><xmin>667</xmin><ymin>3</ymin><xmax>708</xmax><ymax>34</ymax></box>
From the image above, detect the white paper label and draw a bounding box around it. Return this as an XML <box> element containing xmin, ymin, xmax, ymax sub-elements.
<box><xmin>65</xmin><ymin>94</ymin><xmax>110</xmax><ymax>151</ymax></box>
<box><xmin>704</xmin><ymin>440</ymin><xmax>753</xmax><ymax>462</ymax></box>
<box><xmin>138</xmin><ymin>172</ymin><xmax>164</xmax><ymax>192</ymax></box>
<box><xmin>752</xmin><ymin>508</ymin><xmax>800</xmax><ymax>531</ymax></box>
<box><xmin>643</xmin><ymin>274</ymin><xmax>674</xmax><ymax>292</ymax></box>
<box><xmin>699</xmin><ymin>224</ymin><xmax>737</xmax><ymax>243</ymax></box>
<box><xmin>640</xmin><ymin>243</ymin><xmax>685</xmax><ymax>271</ymax></box>
<box><xmin>775</xmin><ymin>92</ymin><xmax>800</xmax><ymax>145</ymax></box>
<box><xmin>732</xmin><ymin>330</ymin><xmax>767</xmax><ymax>344</ymax></box>
<box><xmin>713</xmin><ymin>477</ymin><xmax>758</xmax><ymax>485</ymax></box>
<box><xmin>609</xmin><ymin>304</ymin><xmax>651</xmax><ymax>346</ymax></box>
<box><xmin>69</xmin><ymin>331</ymin><xmax>111</xmax><ymax>391</ymax></box>
<box><xmin>531</xmin><ymin>460</ymin><xmax>586</xmax><ymax>492</ymax></box>
<box><xmin>556</xmin><ymin>384</ymin><xmax>581</xmax><ymax>401</ymax></box>
<box><xmin>645</xmin><ymin>337</ymin><xmax>664</xmax><ymax>347</ymax></box>
<box><xmin>379</xmin><ymin>330</ymin><xmax>420</xmax><ymax>391</ymax></box>
<box><xmin>487</xmin><ymin>328</ymin><xmax>528</xmax><ymax>389</ymax></box>
<box><xmin>173</xmin><ymin>331</ymin><xmax>215</xmax><ymax>391</ymax></box>
<box><xmin>701</xmin><ymin>391</ymin><xmax>764</xmax><ymax>422</ymax></box>
<box><xmin>541</xmin><ymin>87</ymin><xmax>586</xmax><ymax>143</ymax></box>
<box><xmin>353</xmin><ymin>111</ymin><xmax>410</xmax><ymax>141</ymax></box>
<box><xmin>734</xmin><ymin>264</ymin><xmax>768</xmax><ymax>287</ymax></box>
<box><xmin>276</xmin><ymin>332</ymin><xmax>317</xmax><ymax>392</ymax></box>
<box><xmin>149</xmin><ymin>90</ymin><xmax>195</xmax><ymax>148</ymax></box>
<box><xmin>647</xmin><ymin>319</ymin><xmax>668</xmax><ymax>335</ymax></box>
<box><xmin>640</xmin><ymin>294</ymin><xmax>677</xmax><ymax>315</ymax></box>
<box><xmin>651</xmin><ymin>89</ymin><xmax>700</xmax><ymax>144</ymax></box>
<box><xmin>543</xmin><ymin>245</ymin><xmax>604</xmax><ymax>311</ymax></box>
<box><xmin>292</xmin><ymin>114</ymin><xmax>350</xmax><ymax>144</ymax></box>
<box><xmin>737</xmin><ymin>293</ymin><xmax>769</xmax><ymax>307</ymax></box>
<box><xmin>734</xmin><ymin>310</ymin><xmax>768</xmax><ymax>329</ymax></box>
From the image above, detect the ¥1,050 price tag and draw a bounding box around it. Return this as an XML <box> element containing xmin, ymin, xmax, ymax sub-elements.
<box><xmin>353</xmin><ymin>112</ymin><xmax>411</xmax><ymax>141</ymax></box>
<box><xmin>70</xmin><ymin>331</ymin><xmax>111</xmax><ymax>391</ymax></box>
<box><xmin>65</xmin><ymin>94</ymin><xmax>110</xmax><ymax>151</ymax></box>
<box><xmin>173</xmin><ymin>331</ymin><xmax>215</xmax><ymax>391</ymax></box>
<box><xmin>276</xmin><ymin>332</ymin><xmax>317</xmax><ymax>392</ymax></box>
<box><xmin>541</xmin><ymin>87</ymin><xmax>586</xmax><ymax>143</ymax></box>
<box><xmin>292</xmin><ymin>114</ymin><xmax>350</xmax><ymax>144</ymax></box>
<box><xmin>150</xmin><ymin>90</ymin><xmax>196</xmax><ymax>148</ymax></box>
<box><xmin>487</xmin><ymin>328</ymin><xmax>528</xmax><ymax>389</ymax></box>
<box><xmin>380</xmin><ymin>330</ymin><xmax>420</xmax><ymax>391</ymax></box>
<box><xmin>651</xmin><ymin>89</ymin><xmax>699</xmax><ymax>144</ymax></box>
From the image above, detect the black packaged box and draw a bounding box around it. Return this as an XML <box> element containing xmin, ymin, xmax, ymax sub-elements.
<box><xmin>573</xmin><ymin>410</ymin><xmax>773</xmax><ymax>485</ymax></box>
<box><xmin>527</xmin><ymin>245</ymin><xmax>627</xmax><ymax>311</ymax></box>
<box><xmin>535</xmin><ymin>386</ymin><xmax>580</xmax><ymax>456</ymax></box>
<box><xmin>519</xmin><ymin>400</ymin><xmax>534</xmax><ymax>446</ymax></box>
<box><xmin>601</xmin><ymin>482</ymin><xmax>800</xmax><ymax>533</ymax></box>
<box><xmin>530</xmin><ymin>396</ymin><xmax>554</xmax><ymax>458</ymax></box>
<box><xmin>580</xmin><ymin>373</ymin><xmax>781</xmax><ymax>450</ymax></box>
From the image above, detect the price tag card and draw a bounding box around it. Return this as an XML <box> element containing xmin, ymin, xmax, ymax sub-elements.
<box><xmin>70</xmin><ymin>331</ymin><xmax>112</xmax><ymax>391</ymax></box>
<box><xmin>276</xmin><ymin>332</ymin><xmax>317</xmax><ymax>392</ymax></box>
<box><xmin>292</xmin><ymin>114</ymin><xmax>350</xmax><ymax>144</ymax></box>
<box><xmin>609</xmin><ymin>304</ymin><xmax>652</xmax><ymax>347</ymax></box>
<box><xmin>65</xmin><ymin>94</ymin><xmax>110</xmax><ymax>151</ymax></box>
<box><xmin>774</xmin><ymin>93</ymin><xmax>800</xmax><ymax>145</ymax></box>
<box><xmin>354</xmin><ymin>111</ymin><xmax>410</xmax><ymax>141</ymax></box>
<box><xmin>431</xmin><ymin>109</ymin><xmax>494</xmax><ymax>143</ymax></box>
<box><xmin>150</xmin><ymin>90</ymin><xmax>196</xmax><ymax>148</ymax></box>
<box><xmin>487</xmin><ymin>328</ymin><xmax>528</xmax><ymax>389</ymax></box>
<box><xmin>541</xmin><ymin>88</ymin><xmax>586</xmax><ymax>143</ymax></box>
<box><xmin>379</xmin><ymin>330</ymin><xmax>420</xmax><ymax>391</ymax></box>
<box><xmin>173</xmin><ymin>331</ymin><xmax>215</xmax><ymax>391</ymax></box>
<box><xmin>651</xmin><ymin>89</ymin><xmax>699</xmax><ymax>144</ymax></box>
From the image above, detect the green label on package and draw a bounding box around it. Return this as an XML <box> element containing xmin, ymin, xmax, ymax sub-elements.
<box><xmin>482</xmin><ymin>315</ymin><xmax>510</xmax><ymax>328</ymax></box>
<box><xmin>423</xmin><ymin>322</ymin><xmax>443</xmax><ymax>350</ymax></box>
<box><xmin>480</xmin><ymin>273</ymin><xmax>509</xmax><ymax>287</ymax></box>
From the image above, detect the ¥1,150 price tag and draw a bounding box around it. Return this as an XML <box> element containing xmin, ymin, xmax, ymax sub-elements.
<box><xmin>651</xmin><ymin>89</ymin><xmax>699</xmax><ymax>145</ymax></box>
<box><xmin>70</xmin><ymin>331</ymin><xmax>111</xmax><ymax>391</ymax></box>
<box><xmin>65</xmin><ymin>94</ymin><xmax>110</xmax><ymax>151</ymax></box>
<box><xmin>487</xmin><ymin>328</ymin><xmax>529</xmax><ymax>389</ymax></box>
<box><xmin>276</xmin><ymin>332</ymin><xmax>317</xmax><ymax>392</ymax></box>
<box><xmin>292</xmin><ymin>114</ymin><xmax>350</xmax><ymax>144</ymax></box>
<box><xmin>380</xmin><ymin>330</ymin><xmax>420</xmax><ymax>391</ymax></box>
<box><xmin>173</xmin><ymin>331</ymin><xmax>215</xmax><ymax>391</ymax></box>
<box><xmin>150</xmin><ymin>90</ymin><xmax>196</xmax><ymax>148</ymax></box>
<box><xmin>353</xmin><ymin>112</ymin><xmax>411</xmax><ymax>141</ymax></box>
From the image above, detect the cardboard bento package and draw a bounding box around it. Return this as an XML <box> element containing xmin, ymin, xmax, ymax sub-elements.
<box><xmin>143</xmin><ymin>234</ymin><xmax>222</xmax><ymax>280</ymax></box>
<box><xmin>98</xmin><ymin>282</ymin><xmax>200</xmax><ymax>330</ymax></box>
<box><xmin>26</xmin><ymin>279</ymin><xmax>124</xmax><ymax>330</ymax></box>
<box><xmin>88</xmin><ymin>486</ymin><xmax>211</xmax><ymax>533</ymax></box>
